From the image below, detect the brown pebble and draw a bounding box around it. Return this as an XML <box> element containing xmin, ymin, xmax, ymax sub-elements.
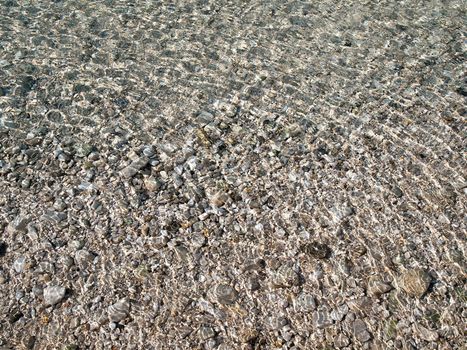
<box><xmin>399</xmin><ymin>269</ymin><xmax>432</xmax><ymax>298</ymax></box>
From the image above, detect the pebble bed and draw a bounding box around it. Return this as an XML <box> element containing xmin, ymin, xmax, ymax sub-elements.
<box><xmin>0</xmin><ymin>1</ymin><xmax>466</xmax><ymax>349</ymax></box>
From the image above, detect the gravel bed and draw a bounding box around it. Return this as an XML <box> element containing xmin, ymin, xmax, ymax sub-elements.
<box><xmin>0</xmin><ymin>1</ymin><xmax>465</xmax><ymax>349</ymax></box>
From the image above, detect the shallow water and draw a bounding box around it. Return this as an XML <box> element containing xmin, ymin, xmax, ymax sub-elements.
<box><xmin>0</xmin><ymin>1</ymin><xmax>465</xmax><ymax>349</ymax></box>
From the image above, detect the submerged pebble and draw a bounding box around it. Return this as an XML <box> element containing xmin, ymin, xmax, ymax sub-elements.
<box><xmin>399</xmin><ymin>269</ymin><xmax>432</xmax><ymax>298</ymax></box>
<box><xmin>43</xmin><ymin>285</ymin><xmax>66</xmax><ymax>306</ymax></box>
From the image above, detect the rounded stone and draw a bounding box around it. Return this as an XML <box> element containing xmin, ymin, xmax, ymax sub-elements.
<box><xmin>108</xmin><ymin>298</ymin><xmax>130</xmax><ymax>322</ymax></box>
<box><xmin>273</xmin><ymin>265</ymin><xmax>301</xmax><ymax>288</ymax></box>
<box><xmin>211</xmin><ymin>284</ymin><xmax>238</xmax><ymax>305</ymax></box>
<box><xmin>399</xmin><ymin>269</ymin><xmax>432</xmax><ymax>298</ymax></box>
<box><xmin>43</xmin><ymin>285</ymin><xmax>66</xmax><ymax>306</ymax></box>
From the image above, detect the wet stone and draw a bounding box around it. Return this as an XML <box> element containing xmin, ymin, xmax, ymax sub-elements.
<box><xmin>273</xmin><ymin>265</ymin><xmax>301</xmax><ymax>288</ymax></box>
<box><xmin>301</xmin><ymin>241</ymin><xmax>331</xmax><ymax>259</ymax></box>
<box><xmin>0</xmin><ymin>242</ymin><xmax>6</xmax><ymax>257</ymax></box>
<box><xmin>334</xmin><ymin>334</ymin><xmax>351</xmax><ymax>348</ymax></box>
<box><xmin>108</xmin><ymin>298</ymin><xmax>130</xmax><ymax>322</ymax></box>
<box><xmin>211</xmin><ymin>284</ymin><xmax>238</xmax><ymax>305</ymax></box>
<box><xmin>199</xmin><ymin>325</ymin><xmax>216</xmax><ymax>340</ymax></box>
<box><xmin>9</xmin><ymin>310</ymin><xmax>23</xmax><ymax>324</ymax></box>
<box><xmin>352</xmin><ymin>319</ymin><xmax>371</xmax><ymax>342</ymax></box>
<box><xmin>312</xmin><ymin>309</ymin><xmax>334</xmax><ymax>328</ymax></box>
<box><xmin>399</xmin><ymin>269</ymin><xmax>432</xmax><ymax>298</ymax></box>
<box><xmin>294</xmin><ymin>293</ymin><xmax>316</xmax><ymax>312</ymax></box>
<box><xmin>197</xmin><ymin>110</ymin><xmax>214</xmax><ymax>124</ymax></box>
<box><xmin>368</xmin><ymin>276</ymin><xmax>393</xmax><ymax>297</ymax></box>
<box><xmin>7</xmin><ymin>215</ymin><xmax>30</xmax><ymax>234</ymax></box>
<box><xmin>43</xmin><ymin>285</ymin><xmax>66</xmax><ymax>305</ymax></box>
<box><xmin>415</xmin><ymin>324</ymin><xmax>439</xmax><ymax>342</ymax></box>
<box><xmin>13</xmin><ymin>257</ymin><xmax>27</xmax><ymax>273</ymax></box>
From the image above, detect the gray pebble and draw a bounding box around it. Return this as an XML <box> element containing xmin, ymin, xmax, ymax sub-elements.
<box><xmin>294</xmin><ymin>293</ymin><xmax>316</xmax><ymax>312</ymax></box>
<box><xmin>334</xmin><ymin>333</ymin><xmax>351</xmax><ymax>348</ymax></box>
<box><xmin>13</xmin><ymin>257</ymin><xmax>27</xmax><ymax>273</ymax></box>
<box><xmin>7</xmin><ymin>215</ymin><xmax>30</xmax><ymax>234</ymax></box>
<box><xmin>313</xmin><ymin>309</ymin><xmax>333</xmax><ymax>328</ymax></box>
<box><xmin>108</xmin><ymin>298</ymin><xmax>130</xmax><ymax>322</ymax></box>
<box><xmin>352</xmin><ymin>319</ymin><xmax>371</xmax><ymax>342</ymax></box>
<box><xmin>211</xmin><ymin>284</ymin><xmax>238</xmax><ymax>305</ymax></box>
<box><xmin>368</xmin><ymin>276</ymin><xmax>393</xmax><ymax>297</ymax></box>
<box><xmin>197</xmin><ymin>110</ymin><xmax>214</xmax><ymax>124</ymax></box>
<box><xmin>273</xmin><ymin>265</ymin><xmax>301</xmax><ymax>288</ymax></box>
<box><xmin>199</xmin><ymin>325</ymin><xmax>216</xmax><ymax>340</ymax></box>
<box><xmin>43</xmin><ymin>285</ymin><xmax>66</xmax><ymax>305</ymax></box>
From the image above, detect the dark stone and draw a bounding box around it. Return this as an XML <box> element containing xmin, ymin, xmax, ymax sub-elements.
<box><xmin>22</xmin><ymin>335</ymin><xmax>36</xmax><ymax>349</ymax></box>
<box><xmin>301</xmin><ymin>241</ymin><xmax>331</xmax><ymax>259</ymax></box>
<box><xmin>455</xmin><ymin>86</ymin><xmax>466</xmax><ymax>96</ymax></box>
<box><xmin>392</xmin><ymin>186</ymin><xmax>403</xmax><ymax>198</ymax></box>
<box><xmin>0</xmin><ymin>86</ymin><xmax>10</xmax><ymax>96</ymax></box>
<box><xmin>73</xmin><ymin>84</ymin><xmax>91</xmax><ymax>94</ymax></box>
<box><xmin>19</xmin><ymin>75</ymin><xmax>36</xmax><ymax>94</ymax></box>
<box><xmin>9</xmin><ymin>310</ymin><xmax>23</xmax><ymax>323</ymax></box>
<box><xmin>114</xmin><ymin>98</ymin><xmax>129</xmax><ymax>108</ymax></box>
<box><xmin>0</xmin><ymin>242</ymin><xmax>6</xmax><ymax>257</ymax></box>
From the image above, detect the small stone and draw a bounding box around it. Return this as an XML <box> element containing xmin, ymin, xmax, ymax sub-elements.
<box><xmin>301</xmin><ymin>241</ymin><xmax>331</xmax><ymax>259</ymax></box>
<box><xmin>352</xmin><ymin>319</ymin><xmax>372</xmax><ymax>342</ymax></box>
<box><xmin>42</xmin><ymin>210</ymin><xmax>67</xmax><ymax>223</ymax></box>
<box><xmin>144</xmin><ymin>176</ymin><xmax>162</xmax><ymax>192</ymax></box>
<box><xmin>273</xmin><ymin>265</ymin><xmax>301</xmax><ymax>288</ymax></box>
<box><xmin>197</xmin><ymin>110</ymin><xmax>214</xmax><ymax>124</ymax></box>
<box><xmin>199</xmin><ymin>325</ymin><xmax>216</xmax><ymax>340</ymax></box>
<box><xmin>294</xmin><ymin>293</ymin><xmax>316</xmax><ymax>312</ymax></box>
<box><xmin>7</xmin><ymin>215</ymin><xmax>30</xmax><ymax>234</ymax></box>
<box><xmin>331</xmin><ymin>304</ymin><xmax>349</xmax><ymax>321</ymax></box>
<box><xmin>0</xmin><ymin>273</ymin><xmax>7</xmax><ymax>284</ymax></box>
<box><xmin>392</xmin><ymin>186</ymin><xmax>403</xmax><ymax>198</ymax></box>
<box><xmin>267</xmin><ymin>315</ymin><xmax>288</xmax><ymax>330</ymax></box>
<box><xmin>13</xmin><ymin>257</ymin><xmax>27</xmax><ymax>273</ymax></box>
<box><xmin>211</xmin><ymin>284</ymin><xmax>238</xmax><ymax>305</ymax></box>
<box><xmin>332</xmin><ymin>205</ymin><xmax>355</xmax><ymax>221</ymax></box>
<box><xmin>43</xmin><ymin>285</ymin><xmax>66</xmax><ymax>305</ymax></box>
<box><xmin>75</xmin><ymin>143</ymin><xmax>94</xmax><ymax>158</ymax></box>
<box><xmin>130</xmin><ymin>156</ymin><xmax>149</xmax><ymax>170</ymax></box>
<box><xmin>368</xmin><ymin>276</ymin><xmax>393</xmax><ymax>297</ymax></box>
<box><xmin>209</xmin><ymin>191</ymin><xmax>229</xmax><ymax>207</ymax></box>
<box><xmin>120</xmin><ymin>156</ymin><xmax>148</xmax><ymax>178</ymax></box>
<box><xmin>334</xmin><ymin>334</ymin><xmax>350</xmax><ymax>348</ymax></box>
<box><xmin>0</xmin><ymin>242</ymin><xmax>7</xmax><ymax>257</ymax></box>
<box><xmin>142</xmin><ymin>145</ymin><xmax>156</xmax><ymax>158</ymax></box>
<box><xmin>74</xmin><ymin>250</ymin><xmax>94</xmax><ymax>268</ymax></box>
<box><xmin>399</xmin><ymin>269</ymin><xmax>432</xmax><ymax>298</ymax></box>
<box><xmin>63</xmin><ymin>345</ymin><xmax>79</xmax><ymax>350</ymax></box>
<box><xmin>415</xmin><ymin>324</ymin><xmax>439</xmax><ymax>342</ymax></box>
<box><xmin>246</xmin><ymin>277</ymin><xmax>260</xmax><ymax>291</ymax></box>
<box><xmin>9</xmin><ymin>310</ymin><xmax>23</xmax><ymax>323</ymax></box>
<box><xmin>108</xmin><ymin>298</ymin><xmax>130</xmax><ymax>322</ymax></box>
<box><xmin>174</xmin><ymin>244</ymin><xmax>190</xmax><ymax>261</ymax></box>
<box><xmin>121</xmin><ymin>165</ymin><xmax>138</xmax><ymax>178</ymax></box>
<box><xmin>312</xmin><ymin>309</ymin><xmax>333</xmax><ymax>328</ymax></box>
<box><xmin>22</xmin><ymin>336</ymin><xmax>35</xmax><ymax>349</ymax></box>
